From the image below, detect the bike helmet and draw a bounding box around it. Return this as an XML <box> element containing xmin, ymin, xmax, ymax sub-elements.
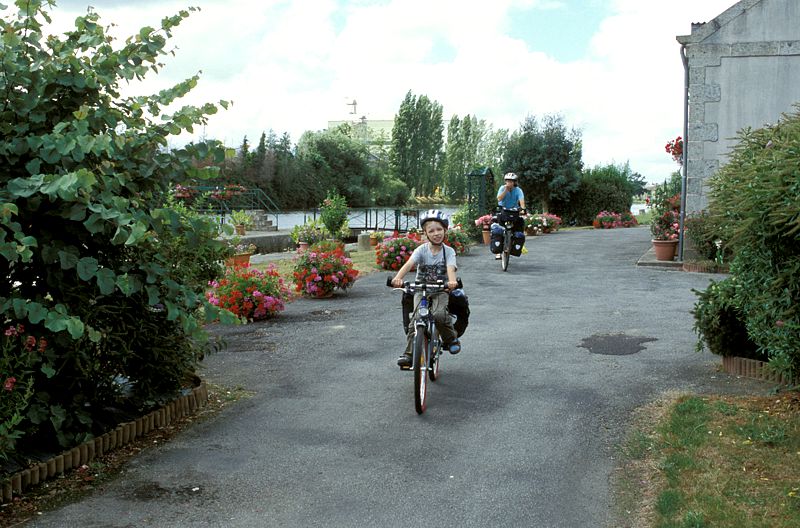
<box><xmin>504</xmin><ymin>172</ymin><xmax>518</xmax><ymax>181</ymax></box>
<box><xmin>419</xmin><ymin>209</ymin><xmax>449</xmax><ymax>230</ymax></box>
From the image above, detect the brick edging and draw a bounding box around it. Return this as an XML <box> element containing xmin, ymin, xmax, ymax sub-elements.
<box><xmin>1</xmin><ymin>382</ymin><xmax>209</xmax><ymax>504</ymax></box>
<box><xmin>721</xmin><ymin>356</ymin><xmax>795</xmax><ymax>386</ymax></box>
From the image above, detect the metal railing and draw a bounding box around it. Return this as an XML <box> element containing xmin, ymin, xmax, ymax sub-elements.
<box><xmin>185</xmin><ymin>186</ymin><xmax>280</xmax><ymax>228</ymax></box>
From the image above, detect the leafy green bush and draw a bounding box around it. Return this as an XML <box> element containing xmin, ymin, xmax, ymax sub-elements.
<box><xmin>551</xmin><ymin>163</ymin><xmax>636</xmax><ymax>225</ymax></box>
<box><xmin>451</xmin><ymin>202</ymin><xmax>481</xmax><ymax>241</ymax></box>
<box><xmin>290</xmin><ymin>220</ymin><xmax>328</xmax><ymax>244</ymax></box>
<box><xmin>706</xmin><ymin>107</ymin><xmax>800</xmax><ymax>376</ymax></box>
<box><xmin>0</xmin><ymin>3</ymin><xmax>233</xmax><ymax>456</ymax></box>
<box><xmin>319</xmin><ymin>191</ymin><xmax>349</xmax><ymax>238</ymax></box>
<box><xmin>684</xmin><ymin>211</ymin><xmax>731</xmax><ymax>263</ymax></box>
<box><xmin>691</xmin><ymin>279</ymin><xmax>763</xmax><ymax>360</ymax></box>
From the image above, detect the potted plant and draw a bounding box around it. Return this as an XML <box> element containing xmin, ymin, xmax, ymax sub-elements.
<box><xmin>229</xmin><ymin>210</ymin><xmax>254</xmax><ymax>235</ymax></box>
<box><xmin>290</xmin><ymin>220</ymin><xmax>328</xmax><ymax>252</ymax></box>
<box><xmin>651</xmin><ymin>209</ymin><xmax>681</xmax><ymax>260</ymax></box>
<box><xmin>206</xmin><ymin>264</ymin><xmax>290</xmax><ymax>321</ymax></box>
<box><xmin>224</xmin><ymin>239</ymin><xmax>257</xmax><ymax>267</ymax></box>
<box><xmin>369</xmin><ymin>231</ymin><xmax>385</xmax><ymax>247</ymax></box>
<box><xmin>292</xmin><ymin>243</ymin><xmax>359</xmax><ymax>298</ymax></box>
<box><xmin>444</xmin><ymin>226</ymin><xmax>471</xmax><ymax>255</ymax></box>
<box><xmin>474</xmin><ymin>214</ymin><xmax>493</xmax><ymax>244</ymax></box>
<box><xmin>319</xmin><ymin>191</ymin><xmax>349</xmax><ymax>240</ymax></box>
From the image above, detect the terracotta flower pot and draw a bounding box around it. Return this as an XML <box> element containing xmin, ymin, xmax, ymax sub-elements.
<box><xmin>297</xmin><ymin>241</ymin><xmax>309</xmax><ymax>253</ymax></box>
<box><xmin>370</xmin><ymin>237</ymin><xmax>379</xmax><ymax>247</ymax></box>
<box><xmin>481</xmin><ymin>229</ymin><xmax>491</xmax><ymax>245</ymax></box>
<box><xmin>652</xmin><ymin>239</ymin><xmax>678</xmax><ymax>261</ymax></box>
<box><xmin>234</xmin><ymin>224</ymin><xmax>246</xmax><ymax>236</ymax></box>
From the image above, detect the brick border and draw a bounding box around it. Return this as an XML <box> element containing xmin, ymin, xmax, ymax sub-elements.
<box><xmin>721</xmin><ymin>356</ymin><xmax>795</xmax><ymax>386</ymax></box>
<box><xmin>0</xmin><ymin>382</ymin><xmax>209</xmax><ymax>504</ymax></box>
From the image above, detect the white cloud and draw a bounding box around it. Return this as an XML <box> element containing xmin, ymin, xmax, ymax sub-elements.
<box><xmin>45</xmin><ymin>0</ymin><xmax>736</xmax><ymax>182</ymax></box>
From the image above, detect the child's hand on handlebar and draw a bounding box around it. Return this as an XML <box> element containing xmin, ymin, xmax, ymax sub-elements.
<box><xmin>446</xmin><ymin>280</ymin><xmax>458</xmax><ymax>291</ymax></box>
<box><xmin>391</xmin><ymin>276</ymin><xmax>404</xmax><ymax>288</ymax></box>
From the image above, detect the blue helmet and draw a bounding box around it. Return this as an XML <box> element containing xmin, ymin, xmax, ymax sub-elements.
<box><xmin>420</xmin><ymin>209</ymin><xmax>449</xmax><ymax>230</ymax></box>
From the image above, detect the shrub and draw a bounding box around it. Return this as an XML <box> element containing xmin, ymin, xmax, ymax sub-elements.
<box><xmin>0</xmin><ymin>3</ymin><xmax>232</xmax><ymax>455</ymax></box>
<box><xmin>451</xmin><ymin>202</ymin><xmax>481</xmax><ymax>241</ymax></box>
<box><xmin>692</xmin><ymin>279</ymin><xmax>763</xmax><ymax>360</ymax></box>
<box><xmin>375</xmin><ymin>233</ymin><xmax>422</xmax><ymax>271</ymax></box>
<box><xmin>684</xmin><ymin>211</ymin><xmax>731</xmax><ymax>263</ymax></box>
<box><xmin>290</xmin><ymin>220</ymin><xmax>328</xmax><ymax>244</ymax></box>
<box><xmin>206</xmin><ymin>265</ymin><xmax>290</xmax><ymax>321</ymax></box>
<box><xmin>444</xmin><ymin>227</ymin><xmax>471</xmax><ymax>255</ymax></box>
<box><xmin>292</xmin><ymin>243</ymin><xmax>359</xmax><ymax>297</ymax></box>
<box><xmin>319</xmin><ymin>191</ymin><xmax>349</xmax><ymax>238</ymax></box>
<box><xmin>526</xmin><ymin>213</ymin><xmax>562</xmax><ymax>233</ymax></box>
<box><xmin>551</xmin><ymin>163</ymin><xmax>636</xmax><ymax>225</ymax></box>
<box><xmin>707</xmin><ymin>106</ymin><xmax>800</xmax><ymax>376</ymax></box>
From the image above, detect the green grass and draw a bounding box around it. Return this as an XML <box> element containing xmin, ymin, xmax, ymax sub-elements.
<box><xmin>615</xmin><ymin>393</ymin><xmax>800</xmax><ymax>527</ymax></box>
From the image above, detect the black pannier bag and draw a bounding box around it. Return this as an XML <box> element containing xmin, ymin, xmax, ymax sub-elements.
<box><xmin>401</xmin><ymin>289</ymin><xmax>470</xmax><ymax>337</ymax></box>
<box><xmin>509</xmin><ymin>231</ymin><xmax>525</xmax><ymax>256</ymax></box>
<box><xmin>489</xmin><ymin>224</ymin><xmax>504</xmax><ymax>254</ymax></box>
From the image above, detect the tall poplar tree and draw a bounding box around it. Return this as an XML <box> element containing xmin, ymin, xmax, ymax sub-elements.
<box><xmin>389</xmin><ymin>90</ymin><xmax>444</xmax><ymax>196</ymax></box>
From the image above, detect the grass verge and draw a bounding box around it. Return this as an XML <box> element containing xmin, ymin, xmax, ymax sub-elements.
<box><xmin>614</xmin><ymin>391</ymin><xmax>800</xmax><ymax>528</ymax></box>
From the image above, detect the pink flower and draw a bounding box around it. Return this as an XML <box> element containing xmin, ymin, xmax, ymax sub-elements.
<box><xmin>4</xmin><ymin>377</ymin><xmax>15</xmax><ymax>391</ymax></box>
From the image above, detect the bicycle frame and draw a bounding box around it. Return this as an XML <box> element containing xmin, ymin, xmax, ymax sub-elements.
<box><xmin>496</xmin><ymin>207</ymin><xmax>524</xmax><ymax>272</ymax></box>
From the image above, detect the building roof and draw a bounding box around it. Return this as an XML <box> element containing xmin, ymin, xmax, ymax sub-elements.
<box><xmin>677</xmin><ymin>0</ymin><xmax>761</xmax><ymax>44</ymax></box>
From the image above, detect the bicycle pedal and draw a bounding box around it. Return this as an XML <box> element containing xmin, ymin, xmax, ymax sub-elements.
<box><xmin>399</xmin><ymin>364</ymin><xmax>411</xmax><ymax>371</ymax></box>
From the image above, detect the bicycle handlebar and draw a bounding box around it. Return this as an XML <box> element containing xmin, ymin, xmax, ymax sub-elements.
<box><xmin>385</xmin><ymin>277</ymin><xmax>463</xmax><ymax>291</ymax></box>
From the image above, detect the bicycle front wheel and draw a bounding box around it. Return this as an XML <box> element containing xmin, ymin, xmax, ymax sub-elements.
<box><xmin>428</xmin><ymin>327</ymin><xmax>441</xmax><ymax>382</ymax></box>
<box><xmin>412</xmin><ymin>330</ymin><xmax>428</xmax><ymax>414</ymax></box>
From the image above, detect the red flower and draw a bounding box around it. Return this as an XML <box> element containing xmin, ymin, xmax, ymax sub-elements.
<box><xmin>4</xmin><ymin>377</ymin><xmax>16</xmax><ymax>391</ymax></box>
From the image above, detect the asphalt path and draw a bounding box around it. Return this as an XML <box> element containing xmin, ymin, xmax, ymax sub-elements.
<box><xmin>28</xmin><ymin>227</ymin><xmax>771</xmax><ymax>527</ymax></box>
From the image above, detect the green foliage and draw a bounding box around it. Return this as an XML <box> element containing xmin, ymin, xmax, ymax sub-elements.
<box><xmin>652</xmin><ymin>171</ymin><xmax>682</xmax><ymax>215</ymax></box>
<box><xmin>373</xmin><ymin>174</ymin><xmax>410</xmax><ymax>206</ymax></box>
<box><xmin>319</xmin><ymin>191</ymin><xmax>349</xmax><ymax>238</ymax></box>
<box><xmin>390</xmin><ymin>90</ymin><xmax>444</xmax><ymax>196</ymax></box>
<box><xmin>706</xmin><ymin>107</ymin><xmax>800</xmax><ymax>376</ymax></box>
<box><xmin>444</xmin><ymin>227</ymin><xmax>471</xmax><ymax>256</ymax></box>
<box><xmin>289</xmin><ymin>220</ymin><xmax>328</xmax><ymax>244</ymax></box>
<box><xmin>551</xmin><ymin>163</ymin><xmax>636</xmax><ymax>225</ymax></box>
<box><xmin>229</xmin><ymin>209</ymin><xmax>253</xmax><ymax>227</ymax></box>
<box><xmin>684</xmin><ymin>211</ymin><xmax>731</xmax><ymax>262</ymax></box>
<box><xmin>502</xmin><ymin>114</ymin><xmax>582</xmax><ymax>211</ymax></box>
<box><xmin>296</xmin><ymin>129</ymin><xmax>378</xmax><ymax>207</ymax></box>
<box><xmin>450</xmin><ymin>202</ymin><xmax>481</xmax><ymax>241</ymax></box>
<box><xmin>691</xmin><ymin>279</ymin><xmax>763</xmax><ymax>360</ymax></box>
<box><xmin>0</xmin><ymin>2</ymin><xmax>231</xmax><ymax>454</ymax></box>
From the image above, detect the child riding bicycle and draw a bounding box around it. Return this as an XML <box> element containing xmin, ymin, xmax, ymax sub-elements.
<box><xmin>390</xmin><ymin>209</ymin><xmax>461</xmax><ymax>368</ymax></box>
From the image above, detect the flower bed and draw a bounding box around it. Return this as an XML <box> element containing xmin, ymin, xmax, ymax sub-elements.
<box><xmin>526</xmin><ymin>213</ymin><xmax>562</xmax><ymax>234</ymax></box>
<box><xmin>206</xmin><ymin>265</ymin><xmax>290</xmax><ymax>321</ymax></box>
<box><xmin>444</xmin><ymin>226</ymin><xmax>471</xmax><ymax>255</ymax></box>
<box><xmin>375</xmin><ymin>232</ymin><xmax>422</xmax><ymax>271</ymax></box>
<box><xmin>593</xmin><ymin>210</ymin><xmax>638</xmax><ymax>229</ymax></box>
<box><xmin>292</xmin><ymin>243</ymin><xmax>359</xmax><ymax>298</ymax></box>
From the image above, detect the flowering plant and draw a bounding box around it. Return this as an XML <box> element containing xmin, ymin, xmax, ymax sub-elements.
<box><xmin>290</xmin><ymin>220</ymin><xmax>328</xmax><ymax>244</ymax></box>
<box><xmin>593</xmin><ymin>211</ymin><xmax>638</xmax><ymax>229</ymax></box>
<box><xmin>474</xmin><ymin>214</ymin><xmax>493</xmax><ymax>229</ymax></box>
<box><xmin>206</xmin><ymin>265</ymin><xmax>290</xmax><ymax>321</ymax></box>
<box><xmin>375</xmin><ymin>232</ymin><xmax>422</xmax><ymax>270</ymax></box>
<box><xmin>210</xmin><ymin>184</ymin><xmax>247</xmax><ymax>200</ymax></box>
<box><xmin>525</xmin><ymin>213</ymin><xmax>562</xmax><ymax>233</ymax></box>
<box><xmin>651</xmin><ymin>209</ymin><xmax>681</xmax><ymax>240</ymax></box>
<box><xmin>173</xmin><ymin>184</ymin><xmax>197</xmax><ymax>199</ymax></box>
<box><xmin>292</xmin><ymin>243</ymin><xmax>359</xmax><ymax>297</ymax></box>
<box><xmin>1</xmin><ymin>324</ymin><xmax>50</xmax><ymax>459</ymax></box>
<box><xmin>229</xmin><ymin>209</ymin><xmax>254</xmax><ymax>227</ymax></box>
<box><xmin>369</xmin><ymin>230</ymin><xmax>385</xmax><ymax>241</ymax></box>
<box><xmin>444</xmin><ymin>226</ymin><xmax>471</xmax><ymax>255</ymax></box>
<box><xmin>665</xmin><ymin>136</ymin><xmax>683</xmax><ymax>164</ymax></box>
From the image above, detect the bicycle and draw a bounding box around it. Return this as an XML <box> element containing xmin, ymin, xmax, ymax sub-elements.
<box><xmin>494</xmin><ymin>206</ymin><xmax>526</xmax><ymax>272</ymax></box>
<box><xmin>387</xmin><ymin>277</ymin><xmax>462</xmax><ymax>414</ymax></box>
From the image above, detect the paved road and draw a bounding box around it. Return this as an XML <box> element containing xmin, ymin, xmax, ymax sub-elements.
<box><xmin>29</xmin><ymin>227</ymin><xmax>770</xmax><ymax>527</ymax></box>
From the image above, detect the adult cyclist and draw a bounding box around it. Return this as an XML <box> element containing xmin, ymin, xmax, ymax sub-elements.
<box><xmin>495</xmin><ymin>172</ymin><xmax>526</xmax><ymax>259</ymax></box>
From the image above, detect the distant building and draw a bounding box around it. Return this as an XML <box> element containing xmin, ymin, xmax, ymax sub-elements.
<box><xmin>677</xmin><ymin>0</ymin><xmax>800</xmax><ymax>212</ymax></box>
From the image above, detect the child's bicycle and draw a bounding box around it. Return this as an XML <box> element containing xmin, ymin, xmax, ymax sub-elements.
<box><xmin>387</xmin><ymin>277</ymin><xmax>462</xmax><ymax>414</ymax></box>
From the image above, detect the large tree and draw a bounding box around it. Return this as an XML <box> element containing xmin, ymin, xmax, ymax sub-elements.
<box><xmin>389</xmin><ymin>90</ymin><xmax>444</xmax><ymax>196</ymax></box>
<box><xmin>503</xmin><ymin>115</ymin><xmax>583</xmax><ymax>211</ymax></box>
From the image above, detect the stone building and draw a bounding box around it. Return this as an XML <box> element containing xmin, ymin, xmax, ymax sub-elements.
<box><xmin>677</xmin><ymin>0</ymin><xmax>800</xmax><ymax>212</ymax></box>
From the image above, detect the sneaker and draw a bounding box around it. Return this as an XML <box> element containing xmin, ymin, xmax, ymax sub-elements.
<box><xmin>448</xmin><ymin>339</ymin><xmax>461</xmax><ymax>355</ymax></box>
<box><xmin>397</xmin><ymin>354</ymin><xmax>412</xmax><ymax>369</ymax></box>
<box><xmin>495</xmin><ymin>254</ymin><xmax>501</xmax><ymax>260</ymax></box>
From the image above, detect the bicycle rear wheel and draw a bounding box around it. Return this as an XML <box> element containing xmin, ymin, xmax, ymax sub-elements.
<box><xmin>501</xmin><ymin>231</ymin><xmax>510</xmax><ymax>272</ymax></box>
<box><xmin>412</xmin><ymin>330</ymin><xmax>428</xmax><ymax>414</ymax></box>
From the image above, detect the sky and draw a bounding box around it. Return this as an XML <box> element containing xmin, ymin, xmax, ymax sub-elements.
<box><xmin>45</xmin><ymin>0</ymin><xmax>740</xmax><ymax>184</ymax></box>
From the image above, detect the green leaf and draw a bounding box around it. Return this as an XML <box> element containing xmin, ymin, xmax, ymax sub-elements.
<box><xmin>41</xmin><ymin>364</ymin><xmax>56</xmax><ymax>378</ymax></box>
<box><xmin>125</xmin><ymin>221</ymin><xmax>149</xmax><ymax>245</ymax></box>
<box><xmin>146</xmin><ymin>285</ymin><xmax>161</xmax><ymax>306</ymax></box>
<box><xmin>27</xmin><ymin>302</ymin><xmax>47</xmax><ymax>324</ymax></box>
<box><xmin>58</xmin><ymin>249</ymin><xmax>79</xmax><ymax>270</ymax></box>
<box><xmin>96</xmin><ymin>268</ymin><xmax>116</xmax><ymax>294</ymax></box>
<box><xmin>65</xmin><ymin>317</ymin><xmax>85</xmax><ymax>338</ymax></box>
<box><xmin>76</xmin><ymin>257</ymin><xmax>98</xmax><ymax>280</ymax></box>
<box><xmin>50</xmin><ymin>405</ymin><xmax>67</xmax><ymax>430</ymax></box>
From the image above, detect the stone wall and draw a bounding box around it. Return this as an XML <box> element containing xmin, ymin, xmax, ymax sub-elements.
<box><xmin>677</xmin><ymin>0</ymin><xmax>800</xmax><ymax>212</ymax></box>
